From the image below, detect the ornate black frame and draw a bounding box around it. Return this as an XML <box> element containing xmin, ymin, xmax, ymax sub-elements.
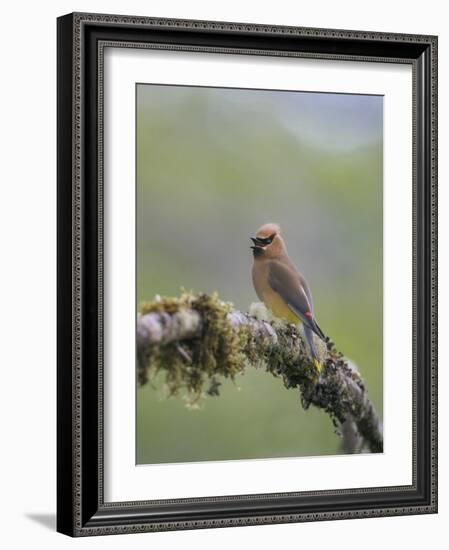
<box><xmin>57</xmin><ymin>12</ymin><xmax>438</xmax><ymax>537</ymax></box>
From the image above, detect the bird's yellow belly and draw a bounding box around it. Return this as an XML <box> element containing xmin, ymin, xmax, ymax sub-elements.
<box><xmin>262</xmin><ymin>290</ymin><xmax>301</xmax><ymax>324</ymax></box>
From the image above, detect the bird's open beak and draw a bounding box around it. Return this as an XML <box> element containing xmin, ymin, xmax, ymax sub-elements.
<box><xmin>250</xmin><ymin>237</ymin><xmax>264</xmax><ymax>250</ymax></box>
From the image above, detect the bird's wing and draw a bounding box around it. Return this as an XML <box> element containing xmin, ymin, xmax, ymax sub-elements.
<box><xmin>298</xmin><ymin>272</ymin><xmax>314</xmax><ymax>312</ymax></box>
<box><xmin>268</xmin><ymin>261</ymin><xmax>325</xmax><ymax>341</ymax></box>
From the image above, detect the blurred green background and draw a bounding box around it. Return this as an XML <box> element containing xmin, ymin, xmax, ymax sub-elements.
<box><xmin>136</xmin><ymin>84</ymin><xmax>383</xmax><ymax>464</ymax></box>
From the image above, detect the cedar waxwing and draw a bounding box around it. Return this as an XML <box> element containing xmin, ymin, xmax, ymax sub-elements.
<box><xmin>251</xmin><ymin>223</ymin><xmax>326</xmax><ymax>372</ymax></box>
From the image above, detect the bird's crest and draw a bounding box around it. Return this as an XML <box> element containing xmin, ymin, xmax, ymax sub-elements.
<box><xmin>256</xmin><ymin>223</ymin><xmax>281</xmax><ymax>239</ymax></box>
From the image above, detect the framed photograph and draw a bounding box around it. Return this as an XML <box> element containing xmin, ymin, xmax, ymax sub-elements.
<box><xmin>57</xmin><ymin>12</ymin><xmax>438</xmax><ymax>536</ymax></box>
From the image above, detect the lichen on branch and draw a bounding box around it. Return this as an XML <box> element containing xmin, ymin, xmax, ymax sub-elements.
<box><xmin>138</xmin><ymin>292</ymin><xmax>247</xmax><ymax>399</ymax></box>
<box><xmin>137</xmin><ymin>291</ymin><xmax>383</xmax><ymax>453</ymax></box>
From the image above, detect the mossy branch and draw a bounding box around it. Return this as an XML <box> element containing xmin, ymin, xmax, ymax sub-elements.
<box><xmin>137</xmin><ymin>292</ymin><xmax>383</xmax><ymax>454</ymax></box>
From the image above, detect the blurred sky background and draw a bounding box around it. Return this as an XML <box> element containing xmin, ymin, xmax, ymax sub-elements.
<box><xmin>136</xmin><ymin>84</ymin><xmax>383</xmax><ymax>464</ymax></box>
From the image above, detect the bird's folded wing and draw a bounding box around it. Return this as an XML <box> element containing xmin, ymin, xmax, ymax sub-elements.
<box><xmin>268</xmin><ymin>261</ymin><xmax>325</xmax><ymax>340</ymax></box>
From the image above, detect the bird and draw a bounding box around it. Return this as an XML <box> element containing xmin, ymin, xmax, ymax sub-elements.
<box><xmin>250</xmin><ymin>222</ymin><xmax>326</xmax><ymax>373</ymax></box>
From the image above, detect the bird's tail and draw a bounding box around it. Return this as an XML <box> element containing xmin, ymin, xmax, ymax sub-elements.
<box><xmin>309</xmin><ymin>318</ymin><xmax>326</xmax><ymax>342</ymax></box>
<box><xmin>304</xmin><ymin>325</ymin><xmax>321</xmax><ymax>374</ymax></box>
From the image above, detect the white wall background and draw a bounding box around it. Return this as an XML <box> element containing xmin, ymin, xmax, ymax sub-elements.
<box><xmin>0</xmin><ymin>1</ymin><xmax>445</xmax><ymax>548</ymax></box>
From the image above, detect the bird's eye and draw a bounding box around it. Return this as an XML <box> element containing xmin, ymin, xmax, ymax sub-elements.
<box><xmin>257</xmin><ymin>234</ymin><xmax>276</xmax><ymax>245</ymax></box>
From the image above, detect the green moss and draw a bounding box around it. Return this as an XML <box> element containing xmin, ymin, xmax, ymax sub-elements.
<box><xmin>139</xmin><ymin>292</ymin><xmax>247</xmax><ymax>404</ymax></box>
<box><xmin>262</xmin><ymin>324</ymin><xmax>320</xmax><ymax>409</ymax></box>
<box><xmin>140</xmin><ymin>292</ymin><xmax>193</xmax><ymax>315</ymax></box>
